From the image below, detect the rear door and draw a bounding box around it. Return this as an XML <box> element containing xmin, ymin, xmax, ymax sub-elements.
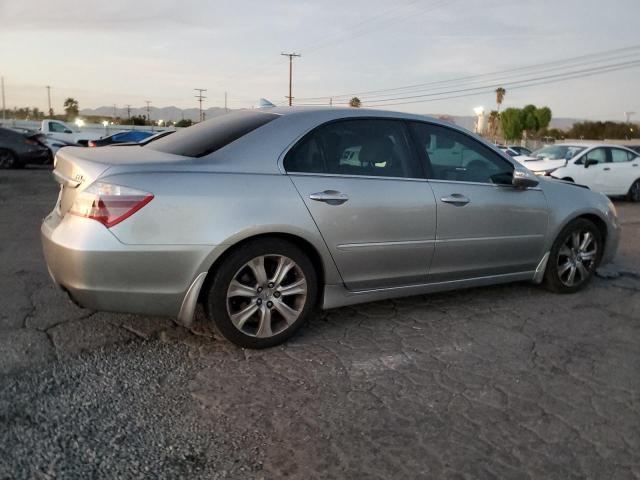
<box><xmin>408</xmin><ymin>121</ymin><xmax>549</xmax><ymax>282</ymax></box>
<box><xmin>284</xmin><ymin>119</ymin><xmax>437</xmax><ymax>290</ymax></box>
<box><xmin>606</xmin><ymin>148</ymin><xmax>639</xmax><ymax>195</ymax></box>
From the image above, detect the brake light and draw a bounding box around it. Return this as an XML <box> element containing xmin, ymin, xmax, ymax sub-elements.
<box><xmin>69</xmin><ymin>182</ymin><xmax>153</xmax><ymax>228</ymax></box>
<box><xmin>88</xmin><ymin>140</ymin><xmax>96</xmax><ymax>147</ymax></box>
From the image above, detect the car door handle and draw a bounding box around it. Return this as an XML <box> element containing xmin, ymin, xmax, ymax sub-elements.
<box><xmin>309</xmin><ymin>190</ymin><xmax>349</xmax><ymax>205</ymax></box>
<box><xmin>440</xmin><ymin>194</ymin><xmax>470</xmax><ymax>206</ymax></box>
<box><xmin>603</xmin><ymin>167</ymin><xmax>610</xmax><ymax>171</ymax></box>
<box><xmin>633</xmin><ymin>164</ymin><xmax>638</xmax><ymax>167</ymax></box>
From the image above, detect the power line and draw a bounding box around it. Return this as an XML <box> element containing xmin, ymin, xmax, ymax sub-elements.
<box><xmin>362</xmin><ymin>60</ymin><xmax>640</xmax><ymax>107</ymax></box>
<box><xmin>281</xmin><ymin>53</ymin><xmax>301</xmax><ymax>106</ymax></box>
<box><xmin>295</xmin><ymin>43</ymin><xmax>640</xmax><ymax>102</ymax></box>
<box><xmin>194</xmin><ymin>88</ymin><xmax>207</xmax><ymax>122</ymax></box>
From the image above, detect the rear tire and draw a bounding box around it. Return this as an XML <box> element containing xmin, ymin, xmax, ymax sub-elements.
<box><xmin>205</xmin><ymin>238</ymin><xmax>318</xmax><ymax>348</ymax></box>
<box><xmin>543</xmin><ymin>218</ymin><xmax>602</xmax><ymax>293</ymax></box>
<box><xmin>0</xmin><ymin>149</ymin><xmax>17</xmax><ymax>169</ymax></box>
<box><xmin>627</xmin><ymin>179</ymin><xmax>640</xmax><ymax>202</ymax></box>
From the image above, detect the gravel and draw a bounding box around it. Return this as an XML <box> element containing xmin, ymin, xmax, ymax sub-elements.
<box><xmin>0</xmin><ymin>341</ymin><xmax>265</xmax><ymax>479</ymax></box>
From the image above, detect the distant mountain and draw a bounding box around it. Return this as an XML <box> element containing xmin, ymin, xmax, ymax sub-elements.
<box><xmin>79</xmin><ymin>106</ymin><xmax>236</xmax><ymax>122</ymax></box>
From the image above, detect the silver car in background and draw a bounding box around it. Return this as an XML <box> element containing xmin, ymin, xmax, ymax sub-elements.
<box><xmin>42</xmin><ymin>108</ymin><xmax>620</xmax><ymax>348</ymax></box>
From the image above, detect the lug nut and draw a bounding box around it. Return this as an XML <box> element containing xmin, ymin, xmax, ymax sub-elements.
<box><xmin>266</xmin><ymin>301</ymin><xmax>274</xmax><ymax>309</ymax></box>
<box><xmin>273</xmin><ymin>291</ymin><xmax>281</xmax><ymax>298</ymax></box>
<box><xmin>257</xmin><ymin>286</ymin><xmax>263</xmax><ymax>293</ymax></box>
<box><xmin>268</xmin><ymin>282</ymin><xmax>275</xmax><ymax>288</ymax></box>
<box><xmin>256</xmin><ymin>299</ymin><xmax>262</xmax><ymax>305</ymax></box>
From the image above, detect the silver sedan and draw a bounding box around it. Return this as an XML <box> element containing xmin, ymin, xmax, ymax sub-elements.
<box><xmin>42</xmin><ymin>108</ymin><xmax>620</xmax><ymax>348</ymax></box>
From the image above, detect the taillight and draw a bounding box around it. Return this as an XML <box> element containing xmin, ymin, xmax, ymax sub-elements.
<box><xmin>88</xmin><ymin>140</ymin><xmax>96</xmax><ymax>147</ymax></box>
<box><xmin>69</xmin><ymin>182</ymin><xmax>153</xmax><ymax>228</ymax></box>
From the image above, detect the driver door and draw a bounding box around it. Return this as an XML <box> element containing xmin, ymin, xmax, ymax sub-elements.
<box><xmin>408</xmin><ymin>122</ymin><xmax>549</xmax><ymax>282</ymax></box>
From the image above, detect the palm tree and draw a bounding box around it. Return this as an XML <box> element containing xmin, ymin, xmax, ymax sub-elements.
<box><xmin>349</xmin><ymin>97</ymin><xmax>361</xmax><ymax>108</ymax></box>
<box><xmin>63</xmin><ymin>97</ymin><xmax>79</xmax><ymax>119</ymax></box>
<box><xmin>495</xmin><ymin>88</ymin><xmax>506</xmax><ymax>113</ymax></box>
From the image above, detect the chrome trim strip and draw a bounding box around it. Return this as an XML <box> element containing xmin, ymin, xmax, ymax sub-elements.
<box><xmin>435</xmin><ymin>234</ymin><xmax>544</xmax><ymax>243</ymax></box>
<box><xmin>176</xmin><ymin>271</ymin><xmax>208</xmax><ymax>327</ymax></box>
<box><xmin>337</xmin><ymin>239</ymin><xmax>436</xmax><ymax>250</ymax></box>
<box><xmin>427</xmin><ymin>178</ymin><xmax>542</xmax><ymax>191</ymax></box>
<box><xmin>288</xmin><ymin>172</ymin><xmax>427</xmax><ymax>182</ymax></box>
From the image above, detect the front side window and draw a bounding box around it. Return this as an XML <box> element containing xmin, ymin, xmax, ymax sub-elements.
<box><xmin>409</xmin><ymin>122</ymin><xmax>513</xmax><ymax>184</ymax></box>
<box><xmin>284</xmin><ymin>119</ymin><xmax>420</xmax><ymax>178</ymax></box>
<box><xmin>610</xmin><ymin>148</ymin><xmax>632</xmax><ymax>163</ymax></box>
<box><xmin>581</xmin><ymin>147</ymin><xmax>607</xmax><ymax>165</ymax></box>
<box><xmin>49</xmin><ymin>122</ymin><xmax>68</xmax><ymax>133</ymax></box>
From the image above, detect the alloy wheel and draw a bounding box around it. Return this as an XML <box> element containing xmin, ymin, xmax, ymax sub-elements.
<box><xmin>556</xmin><ymin>230</ymin><xmax>598</xmax><ymax>287</ymax></box>
<box><xmin>226</xmin><ymin>254</ymin><xmax>308</xmax><ymax>338</ymax></box>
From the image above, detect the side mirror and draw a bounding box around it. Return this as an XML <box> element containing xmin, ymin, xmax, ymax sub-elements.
<box><xmin>512</xmin><ymin>170</ymin><xmax>539</xmax><ymax>189</ymax></box>
<box><xmin>584</xmin><ymin>158</ymin><xmax>598</xmax><ymax>168</ymax></box>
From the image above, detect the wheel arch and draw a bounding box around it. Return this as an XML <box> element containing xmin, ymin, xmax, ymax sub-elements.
<box><xmin>197</xmin><ymin>232</ymin><xmax>330</xmax><ymax>308</ymax></box>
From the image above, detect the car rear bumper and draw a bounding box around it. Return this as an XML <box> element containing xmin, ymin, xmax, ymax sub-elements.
<box><xmin>41</xmin><ymin>212</ymin><xmax>213</xmax><ymax>318</ymax></box>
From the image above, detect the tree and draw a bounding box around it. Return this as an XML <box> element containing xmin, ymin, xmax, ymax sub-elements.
<box><xmin>500</xmin><ymin>108</ymin><xmax>524</xmax><ymax>141</ymax></box>
<box><xmin>63</xmin><ymin>97</ymin><xmax>79</xmax><ymax>119</ymax></box>
<box><xmin>175</xmin><ymin>118</ymin><xmax>193</xmax><ymax>128</ymax></box>
<box><xmin>349</xmin><ymin>97</ymin><xmax>361</xmax><ymax>108</ymax></box>
<box><xmin>488</xmin><ymin>110</ymin><xmax>500</xmax><ymax>142</ymax></box>
<box><xmin>534</xmin><ymin>107</ymin><xmax>552</xmax><ymax>131</ymax></box>
<box><xmin>495</xmin><ymin>87</ymin><xmax>506</xmax><ymax>113</ymax></box>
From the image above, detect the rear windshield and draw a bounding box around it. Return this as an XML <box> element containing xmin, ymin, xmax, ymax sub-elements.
<box><xmin>145</xmin><ymin>110</ymin><xmax>279</xmax><ymax>157</ymax></box>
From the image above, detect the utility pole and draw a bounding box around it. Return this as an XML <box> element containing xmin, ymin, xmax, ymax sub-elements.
<box><xmin>281</xmin><ymin>52</ymin><xmax>301</xmax><ymax>106</ymax></box>
<box><xmin>125</xmin><ymin>104</ymin><xmax>131</xmax><ymax>120</ymax></box>
<box><xmin>194</xmin><ymin>88</ymin><xmax>207</xmax><ymax>122</ymax></box>
<box><xmin>46</xmin><ymin>85</ymin><xmax>53</xmax><ymax>116</ymax></box>
<box><xmin>224</xmin><ymin>91</ymin><xmax>228</xmax><ymax>113</ymax></box>
<box><xmin>1</xmin><ymin>77</ymin><xmax>5</xmax><ymax>120</ymax></box>
<box><xmin>329</xmin><ymin>97</ymin><xmax>333</xmax><ymax>106</ymax></box>
<box><xmin>113</xmin><ymin>104</ymin><xmax>117</xmax><ymax>120</ymax></box>
<box><xmin>145</xmin><ymin>100</ymin><xmax>151</xmax><ymax>125</ymax></box>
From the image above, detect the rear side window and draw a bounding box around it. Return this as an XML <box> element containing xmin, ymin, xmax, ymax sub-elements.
<box><xmin>284</xmin><ymin>119</ymin><xmax>421</xmax><ymax>179</ymax></box>
<box><xmin>146</xmin><ymin>111</ymin><xmax>278</xmax><ymax>157</ymax></box>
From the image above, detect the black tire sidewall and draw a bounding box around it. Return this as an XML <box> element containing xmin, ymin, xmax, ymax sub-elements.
<box><xmin>543</xmin><ymin>218</ymin><xmax>603</xmax><ymax>293</ymax></box>
<box><xmin>0</xmin><ymin>149</ymin><xmax>16</xmax><ymax>169</ymax></box>
<box><xmin>628</xmin><ymin>180</ymin><xmax>640</xmax><ymax>202</ymax></box>
<box><xmin>206</xmin><ymin>238</ymin><xmax>318</xmax><ymax>348</ymax></box>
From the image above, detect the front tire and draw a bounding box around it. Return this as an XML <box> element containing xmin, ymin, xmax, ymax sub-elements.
<box><xmin>543</xmin><ymin>218</ymin><xmax>602</xmax><ymax>293</ymax></box>
<box><xmin>205</xmin><ymin>238</ymin><xmax>318</xmax><ymax>348</ymax></box>
<box><xmin>627</xmin><ymin>179</ymin><xmax>640</xmax><ymax>202</ymax></box>
<box><xmin>0</xmin><ymin>149</ymin><xmax>17</xmax><ymax>169</ymax></box>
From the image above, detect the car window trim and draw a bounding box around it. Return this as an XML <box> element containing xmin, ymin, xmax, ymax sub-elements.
<box><xmin>287</xmin><ymin>171</ymin><xmax>429</xmax><ymax>182</ymax></box>
<box><xmin>428</xmin><ymin>178</ymin><xmax>541</xmax><ymax>191</ymax></box>
<box><xmin>281</xmin><ymin>117</ymin><xmax>428</xmax><ymax>180</ymax></box>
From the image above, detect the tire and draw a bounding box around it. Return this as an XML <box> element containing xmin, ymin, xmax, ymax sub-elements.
<box><xmin>0</xmin><ymin>149</ymin><xmax>17</xmax><ymax>169</ymax></box>
<box><xmin>627</xmin><ymin>179</ymin><xmax>640</xmax><ymax>202</ymax></box>
<box><xmin>543</xmin><ymin>218</ymin><xmax>603</xmax><ymax>293</ymax></box>
<box><xmin>205</xmin><ymin>238</ymin><xmax>318</xmax><ymax>348</ymax></box>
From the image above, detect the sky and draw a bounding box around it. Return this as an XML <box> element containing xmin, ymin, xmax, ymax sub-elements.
<box><xmin>0</xmin><ymin>0</ymin><xmax>639</xmax><ymax>120</ymax></box>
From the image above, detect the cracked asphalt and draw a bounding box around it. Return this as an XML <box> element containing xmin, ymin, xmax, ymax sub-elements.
<box><xmin>1</xmin><ymin>169</ymin><xmax>639</xmax><ymax>479</ymax></box>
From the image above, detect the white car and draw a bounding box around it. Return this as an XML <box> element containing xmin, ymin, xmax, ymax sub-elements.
<box><xmin>550</xmin><ymin>144</ymin><xmax>640</xmax><ymax>201</ymax></box>
<box><xmin>515</xmin><ymin>144</ymin><xmax>589</xmax><ymax>176</ymax></box>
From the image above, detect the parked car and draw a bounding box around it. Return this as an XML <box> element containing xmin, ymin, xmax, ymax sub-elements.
<box><xmin>39</xmin><ymin>119</ymin><xmax>102</xmax><ymax>146</ymax></box>
<box><xmin>88</xmin><ymin>130</ymin><xmax>155</xmax><ymax>147</ymax></box>
<box><xmin>550</xmin><ymin>144</ymin><xmax>640</xmax><ymax>201</ymax></box>
<box><xmin>7</xmin><ymin>127</ymin><xmax>82</xmax><ymax>158</ymax></box>
<box><xmin>507</xmin><ymin>145</ymin><xmax>532</xmax><ymax>156</ymax></box>
<box><xmin>0</xmin><ymin>127</ymin><xmax>52</xmax><ymax>168</ymax></box>
<box><xmin>42</xmin><ymin>108</ymin><xmax>620</xmax><ymax>348</ymax></box>
<box><xmin>516</xmin><ymin>144</ymin><xmax>589</xmax><ymax>175</ymax></box>
<box><xmin>627</xmin><ymin>145</ymin><xmax>640</xmax><ymax>155</ymax></box>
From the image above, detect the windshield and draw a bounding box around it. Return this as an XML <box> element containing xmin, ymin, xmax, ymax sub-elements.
<box><xmin>530</xmin><ymin>145</ymin><xmax>586</xmax><ymax>160</ymax></box>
